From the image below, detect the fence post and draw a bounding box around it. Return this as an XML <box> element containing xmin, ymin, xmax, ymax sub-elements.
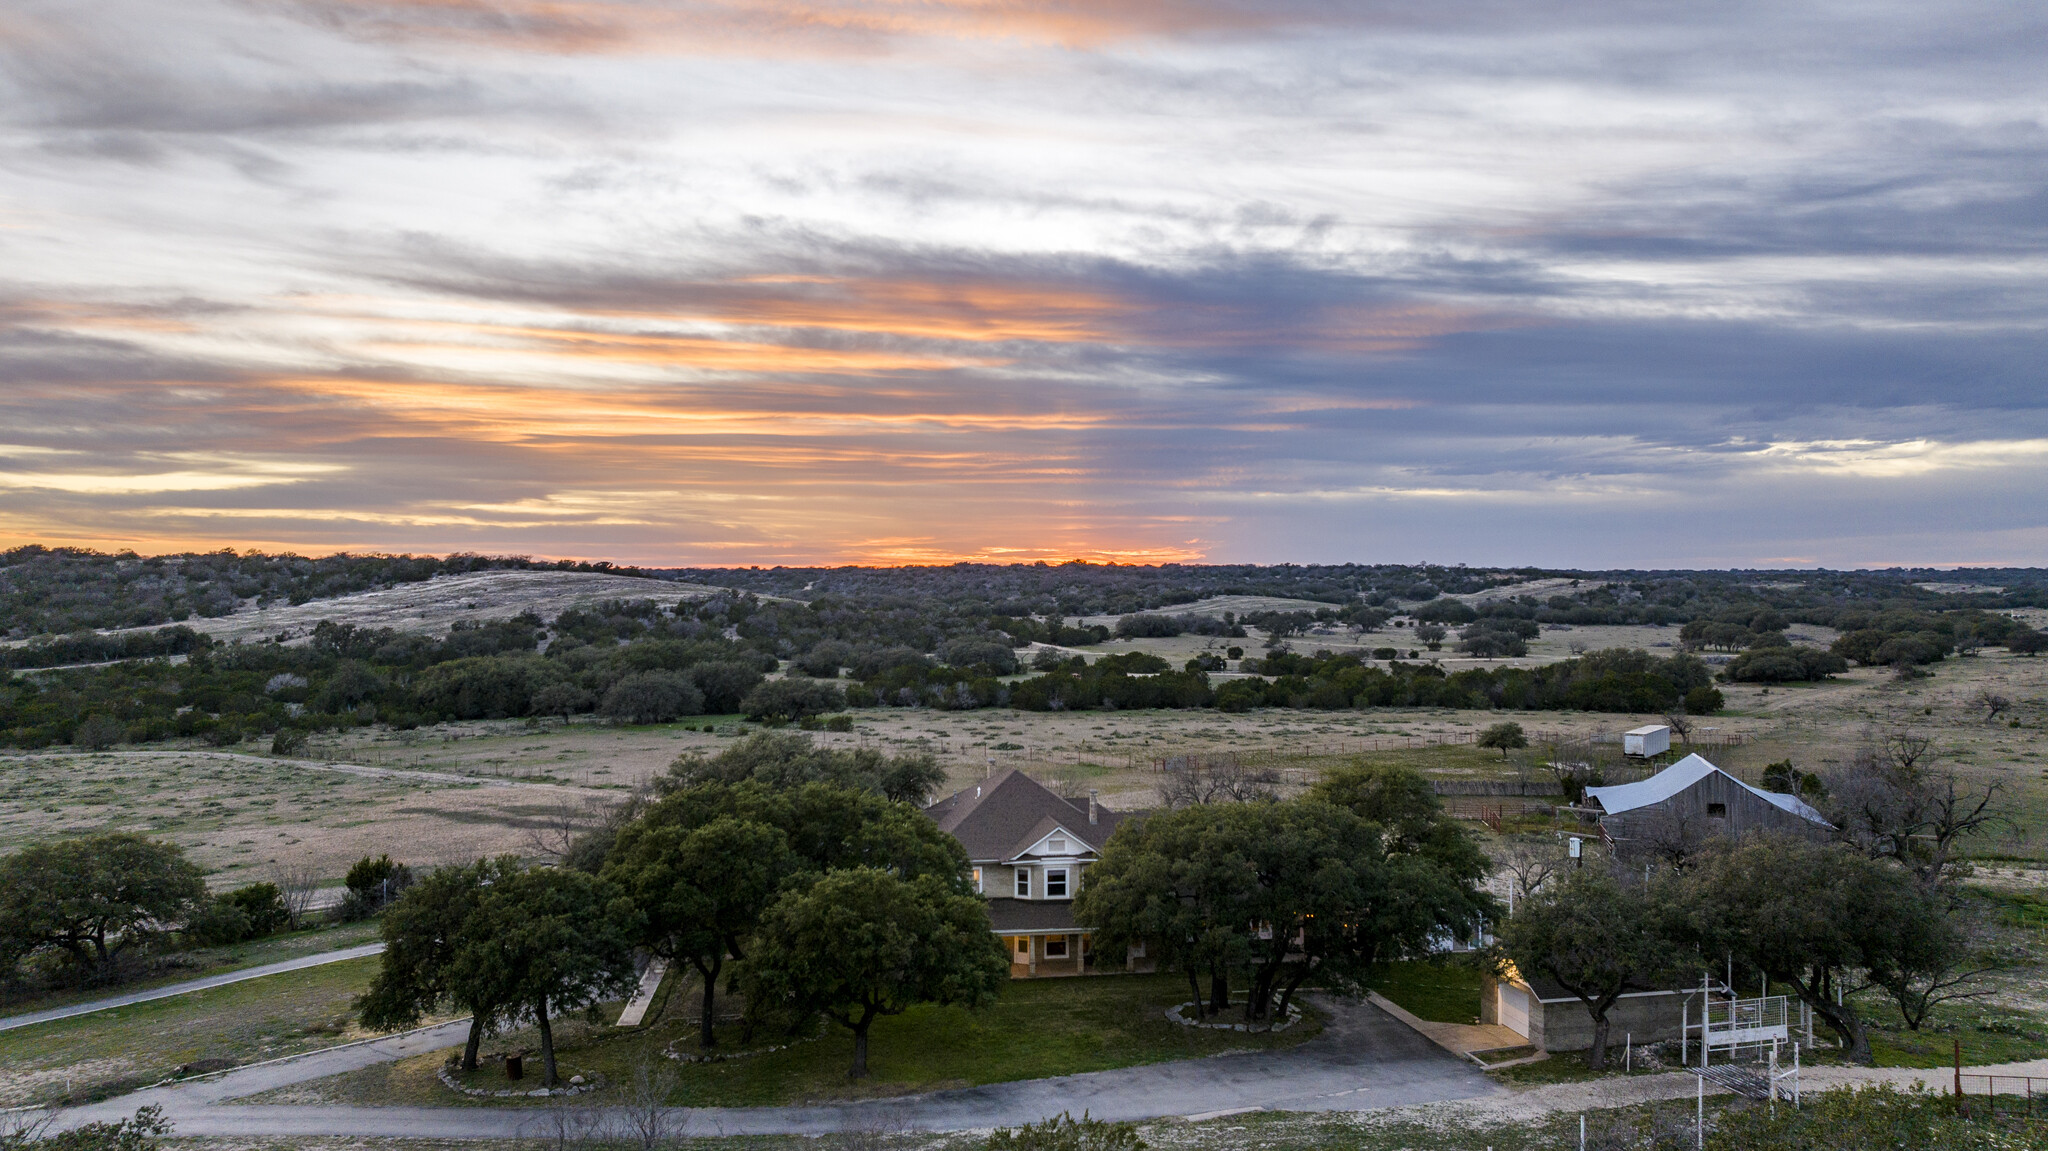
<box><xmin>1955</xmin><ymin>1037</ymin><xmax>1963</xmax><ymax>1100</ymax></box>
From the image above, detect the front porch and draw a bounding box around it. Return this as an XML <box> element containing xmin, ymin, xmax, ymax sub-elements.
<box><xmin>1002</xmin><ymin>931</ymin><xmax>1093</xmax><ymax>978</ymax></box>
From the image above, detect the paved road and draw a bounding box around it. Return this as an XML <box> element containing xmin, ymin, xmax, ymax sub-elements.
<box><xmin>52</xmin><ymin>995</ymin><xmax>1501</xmax><ymax>1137</ymax></box>
<box><xmin>0</xmin><ymin>943</ymin><xmax>386</xmax><ymax>1033</ymax></box>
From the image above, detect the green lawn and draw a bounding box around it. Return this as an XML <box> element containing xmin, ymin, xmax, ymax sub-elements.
<box><xmin>1363</xmin><ymin>960</ymin><xmax>1482</xmax><ymax>1024</ymax></box>
<box><xmin>1865</xmin><ymin>1003</ymin><xmax>2048</xmax><ymax>1069</ymax></box>
<box><xmin>0</xmin><ymin>919</ymin><xmax>383</xmax><ymax>1017</ymax></box>
<box><xmin>0</xmin><ymin>955</ymin><xmax>393</xmax><ymax>1107</ymax></box>
<box><xmin>291</xmin><ymin>972</ymin><xmax>1322</xmax><ymax>1108</ymax></box>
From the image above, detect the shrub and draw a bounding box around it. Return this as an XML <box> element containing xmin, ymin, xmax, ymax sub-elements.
<box><xmin>741</xmin><ymin>678</ymin><xmax>846</xmax><ymax>723</ymax></box>
<box><xmin>73</xmin><ymin>715</ymin><xmax>124</xmax><ymax>751</ymax></box>
<box><xmin>270</xmin><ymin>728</ymin><xmax>309</xmax><ymax>755</ymax></box>
<box><xmin>339</xmin><ymin>854</ymin><xmax>413</xmax><ymax>920</ymax></box>
<box><xmin>939</xmin><ymin>637</ymin><xmax>1020</xmax><ymax>675</ymax></box>
<box><xmin>1723</xmin><ymin>647</ymin><xmax>1847</xmax><ymax>682</ymax></box>
<box><xmin>223</xmin><ymin>882</ymin><xmax>290</xmax><ymax>936</ymax></box>
<box><xmin>688</xmin><ymin>660</ymin><xmax>766</xmax><ymax>713</ymax></box>
<box><xmin>600</xmin><ymin>671</ymin><xmax>705</xmax><ymax>724</ymax></box>
<box><xmin>985</xmin><ymin>1112</ymin><xmax>1144</xmax><ymax>1151</ymax></box>
<box><xmin>1114</xmin><ymin>614</ymin><xmax>1183</xmax><ymax>639</ymax></box>
<box><xmin>1683</xmin><ymin>685</ymin><xmax>1725</xmax><ymax>714</ymax></box>
<box><xmin>182</xmin><ymin>899</ymin><xmax>252</xmax><ymax>947</ymax></box>
<box><xmin>1477</xmin><ymin>721</ymin><xmax>1528</xmax><ymax>756</ymax></box>
<box><xmin>531</xmin><ymin>682</ymin><xmax>594</xmax><ymax>719</ymax></box>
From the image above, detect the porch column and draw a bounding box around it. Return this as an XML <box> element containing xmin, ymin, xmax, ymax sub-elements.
<box><xmin>1027</xmin><ymin>935</ymin><xmax>1037</xmax><ymax>976</ymax></box>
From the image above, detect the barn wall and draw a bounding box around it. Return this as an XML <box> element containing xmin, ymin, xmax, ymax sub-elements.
<box><xmin>1606</xmin><ymin>774</ymin><xmax>1820</xmax><ymax>841</ymax></box>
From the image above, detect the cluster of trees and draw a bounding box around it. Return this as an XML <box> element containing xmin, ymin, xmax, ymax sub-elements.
<box><xmin>1075</xmin><ymin>763</ymin><xmax>1494</xmax><ymax>1025</ymax></box>
<box><xmin>365</xmin><ymin>734</ymin><xmax>1002</xmax><ymax>1082</ymax></box>
<box><xmin>1505</xmin><ymin>730</ymin><xmax>2008</xmax><ymax>1069</ymax></box>
<box><xmin>0</xmin><ymin>546</ymin><xmax>644</xmax><ymax>638</ymax></box>
<box><xmin>1503</xmin><ymin>836</ymin><xmax>1975</xmax><ymax>1068</ymax></box>
<box><xmin>0</xmin><ymin>835</ymin><xmax>305</xmax><ymax>986</ymax></box>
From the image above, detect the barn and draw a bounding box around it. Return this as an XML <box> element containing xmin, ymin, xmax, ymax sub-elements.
<box><xmin>1585</xmin><ymin>753</ymin><xmax>1831</xmax><ymax>846</ymax></box>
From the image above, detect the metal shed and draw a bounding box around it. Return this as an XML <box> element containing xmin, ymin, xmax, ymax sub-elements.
<box><xmin>1623</xmin><ymin>724</ymin><xmax>1671</xmax><ymax>758</ymax></box>
<box><xmin>1585</xmin><ymin>753</ymin><xmax>1831</xmax><ymax>843</ymax></box>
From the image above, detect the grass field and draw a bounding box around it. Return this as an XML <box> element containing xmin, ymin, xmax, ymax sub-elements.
<box><xmin>0</xmin><ymin>955</ymin><xmax>398</xmax><ymax>1107</ymax></box>
<box><xmin>0</xmin><ymin>918</ymin><xmax>381</xmax><ymax>1016</ymax></box>
<box><xmin>269</xmin><ymin>972</ymin><xmax>1321</xmax><ymax>1109</ymax></box>
<box><xmin>1363</xmin><ymin>961</ymin><xmax>1484</xmax><ymax>1025</ymax></box>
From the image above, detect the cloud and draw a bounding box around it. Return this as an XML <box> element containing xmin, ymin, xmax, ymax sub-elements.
<box><xmin>0</xmin><ymin>0</ymin><xmax>2042</xmax><ymax>565</ymax></box>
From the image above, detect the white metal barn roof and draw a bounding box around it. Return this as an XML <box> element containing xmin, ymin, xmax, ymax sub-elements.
<box><xmin>1584</xmin><ymin>753</ymin><xmax>1831</xmax><ymax>826</ymax></box>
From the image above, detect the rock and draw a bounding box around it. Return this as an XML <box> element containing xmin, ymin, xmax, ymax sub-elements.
<box><xmin>569</xmin><ymin>1075</ymin><xmax>585</xmax><ymax>1085</ymax></box>
<box><xmin>532</xmin><ymin>1088</ymin><xmax>550</xmax><ymax>1097</ymax></box>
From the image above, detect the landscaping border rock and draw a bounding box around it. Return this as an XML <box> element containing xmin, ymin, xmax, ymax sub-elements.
<box><xmin>661</xmin><ymin>1020</ymin><xmax>828</xmax><ymax>1064</ymax></box>
<box><xmin>1165</xmin><ymin>1000</ymin><xmax>1303</xmax><ymax>1033</ymax></box>
<box><xmin>438</xmin><ymin>1060</ymin><xmax>603</xmax><ymax>1098</ymax></box>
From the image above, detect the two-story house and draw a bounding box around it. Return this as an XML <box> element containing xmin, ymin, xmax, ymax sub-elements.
<box><xmin>924</xmin><ymin>768</ymin><xmax>1138</xmax><ymax>977</ymax></box>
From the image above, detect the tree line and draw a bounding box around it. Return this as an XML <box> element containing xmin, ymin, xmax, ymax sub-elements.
<box><xmin>0</xmin><ymin>547</ymin><xmax>646</xmax><ymax>639</ymax></box>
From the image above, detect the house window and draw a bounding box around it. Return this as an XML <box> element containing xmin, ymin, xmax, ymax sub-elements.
<box><xmin>1045</xmin><ymin>938</ymin><xmax>1069</xmax><ymax>958</ymax></box>
<box><xmin>1015</xmin><ymin>868</ymin><xmax>1030</xmax><ymax>897</ymax></box>
<box><xmin>972</xmin><ymin>867</ymin><xmax>983</xmax><ymax>893</ymax></box>
<box><xmin>1045</xmin><ymin>868</ymin><xmax>1068</xmax><ymax>897</ymax></box>
<box><xmin>1048</xmin><ymin>836</ymin><xmax>1067</xmax><ymax>853</ymax></box>
<box><xmin>1707</xmin><ymin>803</ymin><xmax>1728</xmax><ymax>818</ymax></box>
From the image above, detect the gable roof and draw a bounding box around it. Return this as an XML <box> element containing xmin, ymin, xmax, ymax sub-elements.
<box><xmin>925</xmin><ymin>768</ymin><xmax>1128</xmax><ymax>862</ymax></box>
<box><xmin>1585</xmin><ymin>753</ymin><xmax>1830</xmax><ymax>826</ymax></box>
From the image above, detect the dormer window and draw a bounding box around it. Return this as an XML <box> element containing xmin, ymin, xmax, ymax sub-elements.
<box><xmin>1049</xmin><ymin>836</ymin><xmax>1067</xmax><ymax>853</ymax></box>
<box><xmin>1045</xmin><ymin>868</ymin><xmax>1068</xmax><ymax>898</ymax></box>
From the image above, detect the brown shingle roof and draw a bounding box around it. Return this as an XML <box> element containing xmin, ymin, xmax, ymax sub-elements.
<box><xmin>925</xmin><ymin>768</ymin><xmax>1129</xmax><ymax>863</ymax></box>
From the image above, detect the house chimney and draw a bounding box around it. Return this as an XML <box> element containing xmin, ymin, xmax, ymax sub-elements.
<box><xmin>1088</xmin><ymin>790</ymin><xmax>1098</xmax><ymax>825</ymax></box>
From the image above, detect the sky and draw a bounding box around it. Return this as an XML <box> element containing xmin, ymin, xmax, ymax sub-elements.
<box><xmin>2</xmin><ymin>0</ymin><xmax>2045</xmax><ymax>569</ymax></box>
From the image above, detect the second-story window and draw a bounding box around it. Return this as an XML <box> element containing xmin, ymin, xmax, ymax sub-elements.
<box><xmin>972</xmin><ymin>867</ymin><xmax>983</xmax><ymax>893</ymax></box>
<box><xmin>1045</xmin><ymin>868</ymin><xmax>1068</xmax><ymax>897</ymax></box>
<box><xmin>1015</xmin><ymin>867</ymin><xmax>1030</xmax><ymax>897</ymax></box>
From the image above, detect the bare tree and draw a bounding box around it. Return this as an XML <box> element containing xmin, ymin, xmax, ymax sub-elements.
<box><xmin>524</xmin><ymin>792</ymin><xmax>629</xmax><ymax>862</ymax></box>
<box><xmin>1823</xmin><ymin>728</ymin><xmax>2005</xmax><ymax>890</ymax></box>
<box><xmin>1610</xmin><ymin>803</ymin><xmax>1712</xmax><ymax>870</ymax></box>
<box><xmin>1971</xmin><ymin>689</ymin><xmax>2013</xmax><ymax>724</ymax></box>
<box><xmin>271</xmin><ymin>863</ymin><xmax>324</xmax><ymax>929</ymax></box>
<box><xmin>1661</xmin><ymin>711</ymin><xmax>1693</xmax><ymax>744</ymax></box>
<box><xmin>1867</xmin><ymin>932</ymin><xmax>2018</xmax><ymax>1031</ymax></box>
<box><xmin>830</xmin><ymin>1104</ymin><xmax>913</xmax><ymax>1151</ymax></box>
<box><xmin>1493</xmin><ymin>836</ymin><xmax>1570</xmax><ymax>904</ymax></box>
<box><xmin>1157</xmin><ymin>753</ymin><xmax>1282</xmax><ymax>806</ymax></box>
<box><xmin>522</xmin><ymin>1104</ymin><xmax>604</xmax><ymax>1151</ymax></box>
<box><xmin>609</xmin><ymin>1058</ymin><xmax>683</xmax><ymax>1150</ymax></box>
